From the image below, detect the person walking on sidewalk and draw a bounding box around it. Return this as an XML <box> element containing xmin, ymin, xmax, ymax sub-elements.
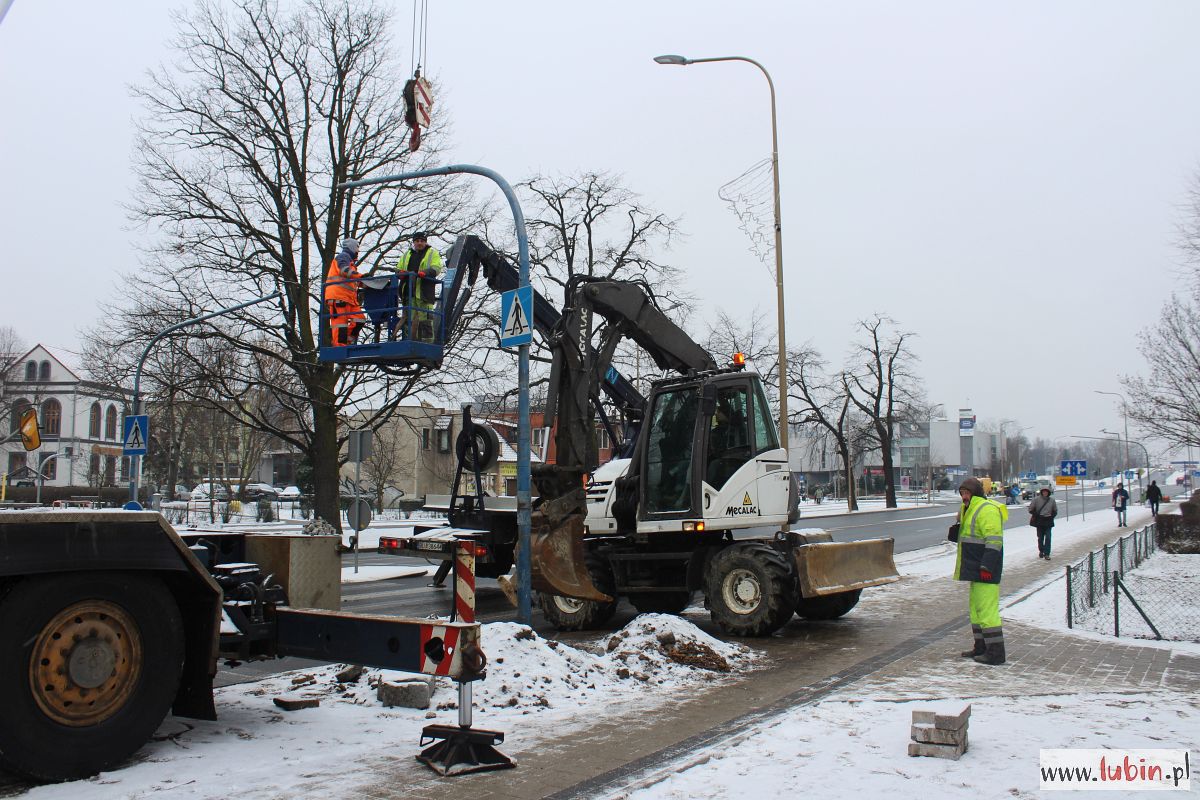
<box><xmin>1028</xmin><ymin>486</ymin><xmax>1057</xmax><ymax>560</ymax></box>
<box><xmin>952</xmin><ymin>477</ymin><xmax>1008</xmax><ymax>665</ymax></box>
<box><xmin>1112</xmin><ymin>481</ymin><xmax>1130</xmax><ymax>527</ymax></box>
<box><xmin>1147</xmin><ymin>480</ymin><xmax>1162</xmax><ymax>517</ymax></box>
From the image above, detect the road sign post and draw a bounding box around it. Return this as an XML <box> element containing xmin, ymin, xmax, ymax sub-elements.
<box><xmin>347</xmin><ymin>429</ymin><xmax>374</xmax><ymax>575</ymax></box>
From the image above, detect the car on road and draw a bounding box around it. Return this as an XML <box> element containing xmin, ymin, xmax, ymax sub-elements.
<box><xmin>173</xmin><ymin>485</ymin><xmax>192</xmax><ymax>501</ymax></box>
<box><xmin>243</xmin><ymin>482</ymin><xmax>279</xmax><ymax>501</ymax></box>
<box><xmin>277</xmin><ymin>485</ymin><xmax>302</xmax><ymax>499</ymax></box>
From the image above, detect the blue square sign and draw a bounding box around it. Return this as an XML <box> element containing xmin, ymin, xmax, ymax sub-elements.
<box><xmin>122</xmin><ymin>415</ymin><xmax>149</xmax><ymax>456</ymax></box>
<box><xmin>500</xmin><ymin>286</ymin><xmax>533</xmax><ymax>348</ymax></box>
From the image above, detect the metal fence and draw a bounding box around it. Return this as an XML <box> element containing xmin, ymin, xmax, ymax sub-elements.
<box><xmin>1066</xmin><ymin>524</ymin><xmax>1196</xmax><ymax>641</ymax></box>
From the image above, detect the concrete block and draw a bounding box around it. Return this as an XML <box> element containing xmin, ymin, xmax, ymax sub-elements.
<box><xmin>911</xmin><ymin>724</ymin><xmax>967</xmax><ymax>746</ymax></box>
<box><xmin>273</xmin><ymin>696</ymin><xmax>320</xmax><ymax>711</ymax></box>
<box><xmin>911</xmin><ymin>704</ymin><xmax>971</xmax><ymax>730</ymax></box>
<box><xmin>378</xmin><ymin>677</ymin><xmax>435</xmax><ymax>709</ymax></box>
<box><xmin>908</xmin><ymin>737</ymin><xmax>967</xmax><ymax>760</ymax></box>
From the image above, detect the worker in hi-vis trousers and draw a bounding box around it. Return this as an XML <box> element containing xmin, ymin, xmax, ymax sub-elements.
<box><xmin>949</xmin><ymin>476</ymin><xmax>1007</xmax><ymax>665</ymax></box>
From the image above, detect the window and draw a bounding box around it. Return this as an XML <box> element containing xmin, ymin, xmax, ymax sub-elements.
<box><xmin>89</xmin><ymin>403</ymin><xmax>102</xmax><ymax>438</ymax></box>
<box><xmin>104</xmin><ymin>456</ymin><xmax>116</xmax><ymax>486</ymax></box>
<box><xmin>596</xmin><ymin>426</ymin><xmax>611</xmax><ymax>451</ymax></box>
<box><xmin>532</xmin><ymin>428</ymin><xmax>545</xmax><ymax>448</ymax></box>
<box><xmin>436</xmin><ymin>429</ymin><xmax>451</xmax><ymax>453</ymax></box>
<box><xmin>104</xmin><ymin>406</ymin><xmax>118</xmax><ymax>440</ymax></box>
<box><xmin>89</xmin><ymin>453</ymin><xmax>101</xmax><ymax>483</ymax></box>
<box><xmin>120</xmin><ymin>457</ymin><xmax>129</xmax><ymax>483</ymax></box>
<box><xmin>41</xmin><ymin>398</ymin><xmax>61</xmax><ymax>435</ymax></box>
<box><xmin>8</xmin><ymin>452</ymin><xmax>25</xmax><ymax>474</ymax></box>
<box><xmin>422</xmin><ymin>429</ymin><xmax>431</xmax><ymax>450</ymax></box>
<box><xmin>9</xmin><ymin>398</ymin><xmax>31</xmax><ymax>434</ymax></box>
<box><xmin>24</xmin><ymin>361</ymin><xmax>36</xmax><ymax>382</ymax></box>
<box><xmin>751</xmin><ymin>382</ymin><xmax>780</xmax><ymax>454</ymax></box>
<box><xmin>44</xmin><ymin>457</ymin><xmax>57</xmax><ymax>480</ymax></box>
<box><xmin>644</xmin><ymin>388</ymin><xmax>700</xmax><ymax>513</ymax></box>
<box><xmin>38</xmin><ymin>361</ymin><xmax>50</xmax><ymax>382</ymax></box>
<box><xmin>706</xmin><ymin>385</ymin><xmax>751</xmax><ymax>489</ymax></box>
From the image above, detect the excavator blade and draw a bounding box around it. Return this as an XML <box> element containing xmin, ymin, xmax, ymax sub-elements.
<box><xmin>792</xmin><ymin>538</ymin><xmax>900</xmax><ymax>597</ymax></box>
<box><xmin>529</xmin><ymin>513</ymin><xmax>612</xmax><ymax>603</ymax></box>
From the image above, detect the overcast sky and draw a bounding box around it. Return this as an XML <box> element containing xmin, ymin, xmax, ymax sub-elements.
<box><xmin>2</xmin><ymin>1</ymin><xmax>1198</xmax><ymax>452</ymax></box>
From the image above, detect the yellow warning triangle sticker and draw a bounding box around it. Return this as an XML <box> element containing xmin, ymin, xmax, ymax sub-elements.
<box><xmin>742</xmin><ymin>492</ymin><xmax>753</xmax><ymax>505</ymax></box>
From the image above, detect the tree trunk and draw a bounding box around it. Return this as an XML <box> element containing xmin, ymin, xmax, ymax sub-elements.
<box><xmin>840</xmin><ymin>443</ymin><xmax>858</xmax><ymax>512</ymax></box>
<box><xmin>881</xmin><ymin>432</ymin><xmax>897</xmax><ymax>508</ymax></box>
<box><xmin>309</xmin><ymin>383</ymin><xmax>342</xmax><ymax>532</ymax></box>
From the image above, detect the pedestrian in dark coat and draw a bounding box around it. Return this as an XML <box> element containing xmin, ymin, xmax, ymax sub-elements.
<box><xmin>1147</xmin><ymin>480</ymin><xmax>1163</xmax><ymax>517</ymax></box>
<box><xmin>1028</xmin><ymin>487</ymin><xmax>1057</xmax><ymax>560</ymax></box>
<box><xmin>1112</xmin><ymin>482</ymin><xmax>1130</xmax><ymax>527</ymax></box>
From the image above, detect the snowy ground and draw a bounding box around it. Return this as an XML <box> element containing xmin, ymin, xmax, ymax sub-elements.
<box><xmin>628</xmin><ymin>691</ymin><xmax>1199</xmax><ymax>799</ymax></box>
<box><xmin>626</xmin><ymin>508</ymin><xmax>1200</xmax><ymax>800</ymax></box>
<box><xmin>19</xmin><ymin>617</ymin><xmax>759</xmax><ymax>800</ymax></box>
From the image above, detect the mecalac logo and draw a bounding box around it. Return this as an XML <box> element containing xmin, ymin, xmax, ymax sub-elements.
<box><xmin>726</xmin><ymin>491</ymin><xmax>758</xmax><ymax>516</ymax></box>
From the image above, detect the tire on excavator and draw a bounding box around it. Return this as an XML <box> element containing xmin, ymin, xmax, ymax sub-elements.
<box><xmin>537</xmin><ymin>551</ymin><xmax>618</xmax><ymax>631</ymax></box>
<box><xmin>705</xmin><ymin>542</ymin><xmax>797</xmax><ymax>637</ymax></box>
<box><xmin>794</xmin><ymin>588</ymin><xmax>862</xmax><ymax>620</ymax></box>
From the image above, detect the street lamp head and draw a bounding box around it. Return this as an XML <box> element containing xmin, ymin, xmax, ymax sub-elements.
<box><xmin>653</xmin><ymin>54</ymin><xmax>690</xmax><ymax>65</ymax></box>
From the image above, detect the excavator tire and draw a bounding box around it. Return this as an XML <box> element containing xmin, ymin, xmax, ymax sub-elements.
<box><xmin>537</xmin><ymin>551</ymin><xmax>618</xmax><ymax>631</ymax></box>
<box><xmin>628</xmin><ymin>590</ymin><xmax>693</xmax><ymax>615</ymax></box>
<box><xmin>0</xmin><ymin>572</ymin><xmax>184</xmax><ymax>781</ymax></box>
<box><xmin>794</xmin><ymin>588</ymin><xmax>862</xmax><ymax>620</ymax></box>
<box><xmin>705</xmin><ymin>543</ymin><xmax>797</xmax><ymax>637</ymax></box>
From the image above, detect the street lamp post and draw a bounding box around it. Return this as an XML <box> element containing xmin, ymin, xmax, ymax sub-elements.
<box><xmin>1095</xmin><ymin>390</ymin><xmax>1136</xmax><ymax>494</ymax></box>
<box><xmin>654</xmin><ymin>53</ymin><xmax>789</xmax><ymax>450</ymax></box>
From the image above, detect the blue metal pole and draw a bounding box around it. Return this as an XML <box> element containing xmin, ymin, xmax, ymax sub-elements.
<box><xmin>340</xmin><ymin>165</ymin><xmax>533</xmax><ymax>625</ymax></box>
<box><xmin>128</xmin><ymin>292</ymin><xmax>282</xmax><ymax>505</ymax></box>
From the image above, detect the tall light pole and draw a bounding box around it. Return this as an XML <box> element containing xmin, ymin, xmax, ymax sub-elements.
<box><xmin>654</xmin><ymin>53</ymin><xmax>789</xmax><ymax>450</ymax></box>
<box><xmin>1095</xmin><ymin>390</ymin><xmax>1135</xmax><ymax>494</ymax></box>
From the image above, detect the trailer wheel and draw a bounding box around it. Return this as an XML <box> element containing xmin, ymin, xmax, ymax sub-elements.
<box><xmin>0</xmin><ymin>573</ymin><xmax>185</xmax><ymax>781</ymax></box>
<box><xmin>705</xmin><ymin>543</ymin><xmax>796</xmax><ymax>637</ymax></box>
<box><xmin>628</xmin><ymin>591</ymin><xmax>693</xmax><ymax>615</ymax></box>
<box><xmin>795</xmin><ymin>589</ymin><xmax>862</xmax><ymax>620</ymax></box>
<box><xmin>537</xmin><ymin>552</ymin><xmax>618</xmax><ymax>631</ymax></box>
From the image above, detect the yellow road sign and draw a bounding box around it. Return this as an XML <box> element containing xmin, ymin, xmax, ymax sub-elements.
<box><xmin>1054</xmin><ymin>475</ymin><xmax>1077</xmax><ymax>486</ymax></box>
<box><xmin>19</xmin><ymin>408</ymin><xmax>39</xmax><ymax>451</ymax></box>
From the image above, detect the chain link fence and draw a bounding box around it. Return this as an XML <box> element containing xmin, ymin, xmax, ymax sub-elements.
<box><xmin>1066</xmin><ymin>524</ymin><xmax>1200</xmax><ymax>642</ymax></box>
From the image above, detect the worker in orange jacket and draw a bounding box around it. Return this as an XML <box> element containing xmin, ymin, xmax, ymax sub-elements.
<box><xmin>324</xmin><ymin>237</ymin><xmax>365</xmax><ymax>346</ymax></box>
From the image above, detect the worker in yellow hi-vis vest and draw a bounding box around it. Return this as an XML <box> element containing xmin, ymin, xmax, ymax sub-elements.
<box><xmin>394</xmin><ymin>231</ymin><xmax>442</xmax><ymax>342</ymax></box>
<box><xmin>949</xmin><ymin>476</ymin><xmax>1007</xmax><ymax>665</ymax></box>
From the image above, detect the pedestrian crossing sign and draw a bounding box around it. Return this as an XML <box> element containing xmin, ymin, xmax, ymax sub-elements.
<box><xmin>123</xmin><ymin>415</ymin><xmax>149</xmax><ymax>456</ymax></box>
<box><xmin>500</xmin><ymin>286</ymin><xmax>533</xmax><ymax>347</ymax></box>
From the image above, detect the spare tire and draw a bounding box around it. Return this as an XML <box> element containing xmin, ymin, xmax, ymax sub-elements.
<box><xmin>456</xmin><ymin>423</ymin><xmax>501</xmax><ymax>471</ymax></box>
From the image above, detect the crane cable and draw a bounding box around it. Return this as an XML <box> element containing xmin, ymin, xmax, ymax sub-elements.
<box><xmin>410</xmin><ymin>0</ymin><xmax>430</xmax><ymax>74</ymax></box>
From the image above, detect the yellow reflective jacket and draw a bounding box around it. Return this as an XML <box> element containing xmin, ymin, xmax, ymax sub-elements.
<box><xmin>954</xmin><ymin>495</ymin><xmax>1007</xmax><ymax>583</ymax></box>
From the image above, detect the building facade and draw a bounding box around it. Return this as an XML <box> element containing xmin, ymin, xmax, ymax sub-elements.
<box><xmin>2</xmin><ymin>345</ymin><xmax>130</xmax><ymax>488</ymax></box>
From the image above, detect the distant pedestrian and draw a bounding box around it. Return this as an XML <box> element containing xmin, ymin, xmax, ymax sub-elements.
<box><xmin>1146</xmin><ymin>480</ymin><xmax>1162</xmax><ymax>517</ymax></box>
<box><xmin>951</xmin><ymin>477</ymin><xmax>1008</xmax><ymax>665</ymax></box>
<box><xmin>1028</xmin><ymin>487</ymin><xmax>1057</xmax><ymax>560</ymax></box>
<box><xmin>814</xmin><ymin>486</ymin><xmax>823</xmax><ymax>505</ymax></box>
<box><xmin>1112</xmin><ymin>482</ymin><xmax>1130</xmax><ymax>527</ymax></box>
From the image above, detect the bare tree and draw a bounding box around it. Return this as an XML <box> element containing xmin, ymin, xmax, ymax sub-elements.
<box><xmin>92</xmin><ymin>0</ymin><xmax>500</xmax><ymax>528</ymax></box>
<box><xmin>787</xmin><ymin>345</ymin><xmax>859</xmax><ymax>511</ymax></box>
<box><xmin>703</xmin><ymin>307</ymin><xmax>779</xmax><ymax>409</ymax></box>
<box><xmin>844</xmin><ymin>315</ymin><xmax>920</xmax><ymax>508</ymax></box>
<box><xmin>1123</xmin><ymin>290</ymin><xmax>1200</xmax><ymax>449</ymax></box>
<box><xmin>0</xmin><ymin>326</ymin><xmax>28</xmax><ymax>425</ymax></box>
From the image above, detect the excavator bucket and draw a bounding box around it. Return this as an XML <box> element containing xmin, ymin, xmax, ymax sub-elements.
<box><xmin>792</xmin><ymin>538</ymin><xmax>900</xmax><ymax>598</ymax></box>
<box><xmin>529</xmin><ymin>512</ymin><xmax>612</xmax><ymax>603</ymax></box>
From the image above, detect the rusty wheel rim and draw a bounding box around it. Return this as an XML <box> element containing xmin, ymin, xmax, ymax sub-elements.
<box><xmin>29</xmin><ymin>600</ymin><xmax>142</xmax><ymax>727</ymax></box>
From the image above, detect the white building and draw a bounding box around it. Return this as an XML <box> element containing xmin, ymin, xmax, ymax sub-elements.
<box><xmin>2</xmin><ymin>345</ymin><xmax>130</xmax><ymax>488</ymax></box>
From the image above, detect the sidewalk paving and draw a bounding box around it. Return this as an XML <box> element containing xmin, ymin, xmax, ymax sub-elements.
<box><xmin>357</xmin><ymin>507</ymin><xmax>1198</xmax><ymax>800</ymax></box>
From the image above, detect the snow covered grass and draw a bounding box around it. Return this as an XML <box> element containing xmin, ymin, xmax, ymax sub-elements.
<box><xmin>19</xmin><ymin>616</ymin><xmax>761</xmax><ymax>799</ymax></box>
<box><xmin>628</xmin><ymin>691</ymin><xmax>1200</xmax><ymax>800</ymax></box>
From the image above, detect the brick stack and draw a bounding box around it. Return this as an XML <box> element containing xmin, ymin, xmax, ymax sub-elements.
<box><xmin>908</xmin><ymin>704</ymin><xmax>970</xmax><ymax>760</ymax></box>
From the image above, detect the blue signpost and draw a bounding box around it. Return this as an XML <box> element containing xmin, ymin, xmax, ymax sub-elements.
<box><xmin>500</xmin><ymin>286</ymin><xmax>534</xmax><ymax>348</ymax></box>
<box><xmin>1060</xmin><ymin>459</ymin><xmax>1088</xmax><ymax>477</ymax></box>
